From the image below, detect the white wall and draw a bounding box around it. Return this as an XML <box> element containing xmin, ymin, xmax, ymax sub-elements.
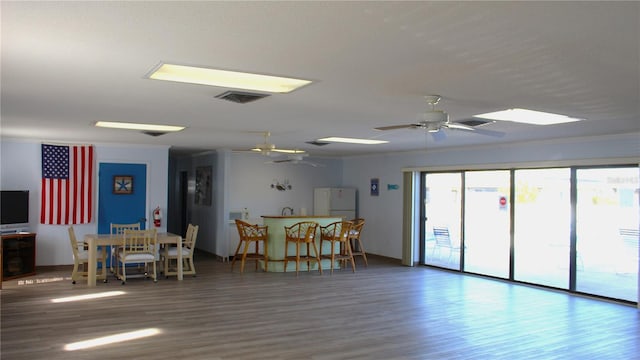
<box><xmin>228</xmin><ymin>152</ymin><xmax>343</xmax><ymax>218</ymax></box>
<box><xmin>2</xmin><ymin>133</ymin><xmax>637</xmax><ymax>266</ymax></box>
<box><xmin>222</xmin><ymin>152</ymin><xmax>343</xmax><ymax>257</ymax></box>
<box><xmin>342</xmin><ymin>133</ymin><xmax>640</xmax><ymax>260</ymax></box>
<box><xmin>0</xmin><ymin>139</ymin><xmax>169</xmax><ymax>266</ymax></box>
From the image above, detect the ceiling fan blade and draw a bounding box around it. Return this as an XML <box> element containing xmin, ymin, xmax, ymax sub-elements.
<box><xmin>271</xmin><ymin>148</ymin><xmax>307</xmax><ymax>154</ymax></box>
<box><xmin>374</xmin><ymin>124</ymin><xmax>418</xmax><ymax>131</ymax></box>
<box><xmin>446</xmin><ymin>123</ymin><xmax>474</xmax><ymax>131</ymax></box>
<box><xmin>443</xmin><ymin>123</ymin><xmax>505</xmax><ymax>138</ymax></box>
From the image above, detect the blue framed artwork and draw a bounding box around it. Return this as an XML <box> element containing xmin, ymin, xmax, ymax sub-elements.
<box><xmin>113</xmin><ymin>175</ymin><xmax>133</xmax><ymax>194</ymax></box>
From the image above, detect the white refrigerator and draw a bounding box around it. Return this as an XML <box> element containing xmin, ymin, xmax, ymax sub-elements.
<box><xmin>314</xmin><ymin>187</ymin><xmax>356</xmax><ymax>219</ymax></box>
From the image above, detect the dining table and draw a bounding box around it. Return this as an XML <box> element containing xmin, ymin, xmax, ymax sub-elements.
<box><xmin>84</xmin><ymin>232</ymin><xmax>183</xmax><ymax>287</ymax></box>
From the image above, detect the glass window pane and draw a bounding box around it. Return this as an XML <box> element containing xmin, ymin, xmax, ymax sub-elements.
<box><xmin>424</xmin><ymin>173</ymin><xmax>462</xmax><ymax>270</ymax></box>
<box><xmin>464</xmin><ymin>171</ymin><xmax>511</xmax><ymax>278</ymax></box>
<box><xmin>514</xmin><ymin>168</ymin><xmax>571</xmax><ymax>288</ymax></box>
<box><xmin>576</xmin><ymin>167</ymin><xmax>639</xmax><ymax>302</ymax></box>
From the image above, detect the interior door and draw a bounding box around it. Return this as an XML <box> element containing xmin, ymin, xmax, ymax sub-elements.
<box><xmin>98</xmin><ymin>163</ymin><xmax>147</xmax><ymax>233</ymax></box>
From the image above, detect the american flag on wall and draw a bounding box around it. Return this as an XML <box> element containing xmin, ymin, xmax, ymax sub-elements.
<box><xmin>41</xmin><ymin>144</ymin><xmax>95</xmax><ymax>225</ymax></box>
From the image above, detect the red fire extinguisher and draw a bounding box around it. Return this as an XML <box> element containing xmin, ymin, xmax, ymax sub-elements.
<box><xmin>153</xmin><ymin>206</ymin><xmax>162</xmax><ymax>227</ymax></box>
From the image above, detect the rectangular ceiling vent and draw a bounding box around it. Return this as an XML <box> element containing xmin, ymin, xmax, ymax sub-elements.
<box><xmin>215</xmin><ymin>91</ymin><xmax>269</xmax><ymax>104</ymax></box>
<box><xmin>456</xmin><ymin>119</ymin><xmax>496</xmax><ymax>127</ymax></box>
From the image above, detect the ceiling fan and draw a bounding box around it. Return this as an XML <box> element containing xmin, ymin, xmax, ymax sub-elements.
<box><xmin>374</xmin><ymin>95</ymin><xmax>504</xmax><ymax>140</ymax></box>
<box><xmin>240</xmin><ymin>131</ymin><xmax>307</xmax><ymax>156</ymax></box>
<box><xmin>266</xmin><ymin>153</ymin><xmax>324</xmax><ymax>167</ymax></box>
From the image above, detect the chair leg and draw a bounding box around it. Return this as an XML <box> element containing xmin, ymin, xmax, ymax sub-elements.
<box><xmin>120</xmin><ymin>261</ymin><xmax>126</xmax><ymax>284</ymax></box>
<box><xmin>311</xmin><ymin>241</ymin><xmax>322</xmax><ymax>275</ymax></box>
<box><xmin>240</xmin><ymin>241</ymin><xmax>252</xmax><ymax>274</ymax></box>
<box><xmin>295</xmin><ymin>242</ymin><xmax>301</xmax><ymax>275</ymax></box>
<box><xmin>263</xmin><ymin>240</ymin><xmax>268</xmax><ymax>272</ymax></box>
<box><xmin>231</xmin><ymin>240</ymin><xmax>244</xmax><ymax>272</ymax></box>
<box><xmin>329</xmin><ymin>241</ymin><xmax>336</xmax><ymax>275</ymax></box>
<box><xmin>356</xmin><ymin>239</ymin><xmax>368</xmax><ymax>267</ymax></box>
<box><xmin>254</xmin><ymin>241</ymin><xmax>259</xmax><ymax>271</ymax></box>
<box><xmin>284</xmin><ymin>240</ymin><xmax>289</xmax><ymax>273</ymax></box>
<box><xmin>346</xmin><ymin>243</ymin><xmax>356</xmax><ymax>273</ymax></box>
<box><xmin>188</xmin><ymin>257</ymin><xmax>196</xmax><ymax>276</ymax></box>
<box><xmin>306</xmin><ymin>243</ymin><xmax>311</xmax><ymax>272</ymax></box>
<box><xmin>71</xmin><ymin>262</ymin><xmax>80</xmax><ymax>284</ymax></box>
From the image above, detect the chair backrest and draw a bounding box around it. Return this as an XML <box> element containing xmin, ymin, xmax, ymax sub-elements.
<box><xmin>619</xmin><ymin>228</ymin><xmax>639</xmax><ymax>247</ymax></box>
<box><xmin>184</xmin><ymin>224</ymin><xmax>199</xmax><ymax>249</ymax></box>
<box><xmin>68</xmin><ymin>226</ymin><xmax>81</xmax><ymax>258</ymax></box>
<box><xmin>349</xmin><ymin>218</ymin><xmax>365</xmax><ymax>238</ymax></box>
<box><xmin>321</xmin><ymin>221</ymin><xmax>353</xmax><ymax>242</ymax></box>
<box><xmin>235</xmin><ymin>219</ymin><xmax>268</xmax><ymax>242</ymax></box>
<box><xmin>285</xmin><ymin>221</ymin><xmax>318</xmax><ymax>243</ymax></box>
<box><xmin>122</xmin><ymin>229</ymin><xmax>157</xmax><ymax>255</ymax></box>
<box><xmin>433</xmin><ymin>227</ymin><xmax>452</xmax><ymax>247</ymax></box>
<box><xmin>110</xmin><ymin>222</ymin><xmax>141</xmax><ymax>236</ymax></box>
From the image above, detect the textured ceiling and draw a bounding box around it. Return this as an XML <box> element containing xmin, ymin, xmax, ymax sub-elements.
<box><xmin>1</xmin><ymin>2</ymin><xmax>638</xmax><ymax>157</ymax></box>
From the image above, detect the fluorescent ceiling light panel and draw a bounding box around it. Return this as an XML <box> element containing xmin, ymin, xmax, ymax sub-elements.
<box><xmin>317</xmin><ymin>137</ymin><xmax>389</xmax><ymax>145</ymax></box>
<box><xmin>474</xmin><ymin>108</ymin><xmax>582</xmax><ymax>125</ymax></box>
<box><xmin>95</xmin><ymin>121</ymin><xmax>185</xmax><ymax>132</ymax></box>
<box><xmin>146</xmin><ymin>63</ymin><xmax>312</xmax><ymax>93</ymax></box>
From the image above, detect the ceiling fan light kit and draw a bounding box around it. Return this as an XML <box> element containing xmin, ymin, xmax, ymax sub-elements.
<box><xmin>421</xmin><ymin>110</ymin><xmax>448</xmax><ymax>123</ymax></box>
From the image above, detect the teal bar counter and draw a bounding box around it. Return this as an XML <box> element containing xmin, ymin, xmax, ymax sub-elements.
<box><xmin>261</xmin><ymin>215</ymin><xmax>343</xmax><ymax>272</ymax></box>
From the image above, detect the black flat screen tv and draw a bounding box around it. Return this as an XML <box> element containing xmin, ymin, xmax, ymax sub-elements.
<box><xmin>1</xmin><ymin>190</ymin><xmax>30</xmax><ymax>227</ymax></box>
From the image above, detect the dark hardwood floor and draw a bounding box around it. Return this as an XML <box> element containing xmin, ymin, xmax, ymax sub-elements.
<box><xmin>2</xmin><ymin>252</ymin><xmax>639</xmax><ymax>359</ymax></box>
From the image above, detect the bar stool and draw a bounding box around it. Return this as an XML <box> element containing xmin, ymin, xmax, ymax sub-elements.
<box><xmin>320</xmin><ymin>220</ymin><xmax>355</xmax><ymax>274</ymax></box>
<box><xmin>233</xmin><ymin>219</ymin><xmax>269</xmax><ymax>273</ymax></box>
<box><xmin>284</xmin><ymin>221</ymin><xmax>321</xmax><ymax>275</ymax></box>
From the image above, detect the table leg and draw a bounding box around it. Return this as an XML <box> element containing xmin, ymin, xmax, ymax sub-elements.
<box><xmin>87</xmin><ymin>238</ymin><xmax>97</xmax><ymax>287</ymax></box>
<box><xmin>177</xmin><ymin>236</ymin><xmax>183</xmax><ymax>280</ymax></box>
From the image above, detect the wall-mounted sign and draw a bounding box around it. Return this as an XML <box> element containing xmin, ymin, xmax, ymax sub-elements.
<box><xmin>370</xmin><ymin>178</ymin><xmax>379</xmax><ymax>196</ymax></box>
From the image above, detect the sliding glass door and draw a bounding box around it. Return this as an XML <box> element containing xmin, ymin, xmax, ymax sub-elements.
<box><xmin>423</xmin><ymin>173</ymin><xmax>462</xmax><ymax>270</ymax></box>
<box><xmin>464</xmin><ymin>171</ymin><xmax>511</xmax><ymax>278</ymax></box>
<box><xmin>513</xmin><ymin>168</ymin><xmax>571</xmax><ymax>288</ymax></box>
<box><xmin>575</xmin><ymin>167</ymin><xmax>639</xmax><ymax>302</ymax></box>
<box><xmin>421</xmin><ymin>165</ymin><xmax>638</xmax><ymax>303</ymax></box>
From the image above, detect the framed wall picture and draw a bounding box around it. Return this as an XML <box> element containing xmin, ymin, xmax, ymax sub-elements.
<box><xmin>113</xmin><ymin>175</ymin><xmax>133</xmax><ymax>194</ymax></box>
<box><xmin>195</xmin><ymin>166</ymin><xmax>212</xmax><ymax>206</ymax></box>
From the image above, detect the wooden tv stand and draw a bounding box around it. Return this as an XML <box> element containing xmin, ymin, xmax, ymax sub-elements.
<box><xmin>1</xmin><ymin>233</ymin><xmax>37</xmax><ymax>286</ymax></box>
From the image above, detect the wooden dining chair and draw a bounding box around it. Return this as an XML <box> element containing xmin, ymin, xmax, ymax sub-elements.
<box><xmin>68</xmin><ymin>226</ymin><xmax>107</xmax><ymax>284</ymax></box>
<box><xmin>109</xmin><ymin>222</ymin><xmax>141</xmax><ymax>273</ymax></box>
<box><xmin>348</xmin><ymin>218</ymin><xmax>368</xmax><ymax>267</ymax></box>
<box><xmin>284</xmin><ymin>221</ymin><xmax>321</xmax><ymax>275</ymax></box>
<box><xmin>320</xmin><ymin>220</ymin><xmax>356</xmax><ymax>274</ymax></box>
<box><xmin>163</xmin><ymin>223</ymin><xmax>199</xmax><ymax>278</ymax></box>
<box><xmin>232</xmin><ymin>220</ymin><xmax>269</xmax><ymax>273</ymax></box>
<box><xmin>115</xmin><ymin>228</ymin><xmax>158</xmax><ymax>284</ymax></box>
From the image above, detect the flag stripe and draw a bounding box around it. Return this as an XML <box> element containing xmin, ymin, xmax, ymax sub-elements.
<box><xmin>41</xmin><ymin>144</ymin><xmax>94</xmax><ymax>225</ymax></box>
